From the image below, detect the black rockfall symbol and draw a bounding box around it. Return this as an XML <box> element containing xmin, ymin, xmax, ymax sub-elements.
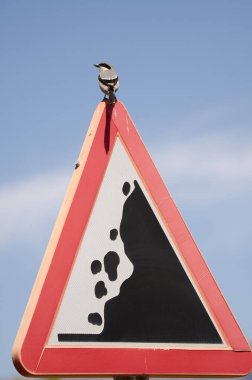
<box><xmin>95</xmin><ymin>281</ymin><xmax>107</xmax><ymax>299</ymax></box>
<box><xmin>122</xmin><ymin>181</ymin><xmax>131</xmax><ymax>196</ymax></box>
<box><xmin>91</xmin><ymin>260</ymin><xmax>102</xmax><ymax>275</ymax></box>
<box><xmin>58</xmin><ymin>180</ymin><xmax>222</xmax><ymax>344</ymax></box>
<box><xmin>104</xmin><ymin>251</ymin><xmax>120</xmax><ymax>281</ymax></box>
<box><xmin>88</xmin><ymin>313</ymin><xmax>102</xmax><ymax>326</ymax></box>
<box><xmin>110</xmin><ymin>228</ymin><xmax>118</xmax><ymax>240</ymax></box>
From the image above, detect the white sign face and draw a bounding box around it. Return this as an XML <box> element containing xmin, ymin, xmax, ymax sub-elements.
<box><xmin>48</xmin><ymin>138</ymin><xmax>138</xmax><ymax>344</ymax></box>
<box><xmin>48</xmin><ymin>137</ymin><xmax>222</xmax><ymax>347</ymax></box>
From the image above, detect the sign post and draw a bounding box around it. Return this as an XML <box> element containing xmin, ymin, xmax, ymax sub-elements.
<box><xmin>13</xmin><ymin>100</ymin><xmax>251</xmax><ymax>377</ymax></box>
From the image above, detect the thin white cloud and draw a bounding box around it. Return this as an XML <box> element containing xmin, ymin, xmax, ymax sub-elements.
<box><xmin>154</xmin><ymin>131</ymin><xmax>252</xmax><ymax>203</ymax></box>
<box><xmin>169</xmin><ymin>98</ymin><xmax>252</xmax><ymax>134</ymax></box>
<box><xmin>0</xmin><ymin>170</ymin><xmax>69</xmax><ymax>250</ymax></box>
<box><xmin>145</xmin><ymin>98</ymin><xmax>252</xmax><ymax>203</ymax></box>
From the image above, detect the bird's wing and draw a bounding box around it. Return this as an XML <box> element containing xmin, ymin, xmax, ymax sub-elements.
<box><xmin>99</xmin><ymin>76</ymin><xmax>118</xmax><ymax>89</ymax></box>
<box><xmin>99</xmin><ymin>69</ymin><xmax>118</xmax><ymax>81</ymax></box>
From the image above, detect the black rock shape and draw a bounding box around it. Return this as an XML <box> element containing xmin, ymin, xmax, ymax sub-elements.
<box><xmin>95</xmin><ymin>281</ymin><xmax>108</xmax><ymax>299</ymax></box>
<box><xmin>122</xmin><ymin>181</ymin><xmax>131</xmax><ymax>196</ymax></box>
<box><xmin>88</xmin><ymin>313</ymin><xmax>102</xmax><ymax>326</ymax></box>
<box><xmin>91</xmin><ymin>260</ymin><xmax>102</xmax><ymax>274</ymax></box>
<box><xmin>110</xmin><ymin>228</ymin><xmax>118</xmax><ymax>240</ymax></box>
<box><xmin>58</xmin><ymin>180</ymin><xmax>222</xmax><ymax>344</ymax></box>
<box><xmin>104</xmin><ymin>251</ymin><xmax>120</xmax><ymax>281</ymax></box>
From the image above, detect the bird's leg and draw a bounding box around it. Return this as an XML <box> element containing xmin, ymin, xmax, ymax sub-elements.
<box><xmin>109</xmin><ymin>90</ymin><xmax>115</xmax><ymax>105</ymax></box>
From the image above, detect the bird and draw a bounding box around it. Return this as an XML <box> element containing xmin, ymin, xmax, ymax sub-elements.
<box><xmin>94</xmin><ymin>62</ymin><xmax>119</xmax><ymax>104</ymax></box>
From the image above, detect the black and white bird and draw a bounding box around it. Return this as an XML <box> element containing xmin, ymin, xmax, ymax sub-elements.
<box><xmin>94</xmin><ymin>62</ymin><xmax>119</xmax><ymax>104</ymax></box>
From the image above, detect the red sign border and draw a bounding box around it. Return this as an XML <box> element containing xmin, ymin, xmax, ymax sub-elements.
<box><xmin>13</xmin><ymin>100</ymin><xmax>251</xmax><ymax>376</ymax></box>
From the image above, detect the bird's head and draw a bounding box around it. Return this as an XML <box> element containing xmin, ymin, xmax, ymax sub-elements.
<box><xmin>94</xmin><ymin>62</ymin><xmax>112</xmax><ymax>72</ymax></box>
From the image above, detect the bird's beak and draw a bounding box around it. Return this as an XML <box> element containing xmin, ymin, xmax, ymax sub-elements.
<box><xmin>94</xmin><ymin>64</ymin><xmax>99</xmax><ymax>68</ymax></box>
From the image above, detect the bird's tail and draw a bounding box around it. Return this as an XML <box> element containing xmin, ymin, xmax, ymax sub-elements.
<box><xmin>108</xmin><ymin>90</ymin><xmax>116</xmax><ymax>105</ymax></box>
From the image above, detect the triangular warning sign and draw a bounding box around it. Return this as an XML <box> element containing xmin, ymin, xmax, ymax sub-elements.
<box><xmin>13</xmin><ymin>101</ymin><xmax>251</xmax><ymax>377</ymax></box>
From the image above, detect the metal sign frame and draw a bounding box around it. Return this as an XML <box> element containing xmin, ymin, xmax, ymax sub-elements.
<box><xmin>13</xmin><ymin>100</ymin><xmax>251</xmax><ymax>377</ymax></box>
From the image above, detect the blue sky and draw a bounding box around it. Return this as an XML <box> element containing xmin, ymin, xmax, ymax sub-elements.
<box><xmin>0</xmin><ymin>0</ymin><xmax>252</xmax><ymax>378</ymax></box>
